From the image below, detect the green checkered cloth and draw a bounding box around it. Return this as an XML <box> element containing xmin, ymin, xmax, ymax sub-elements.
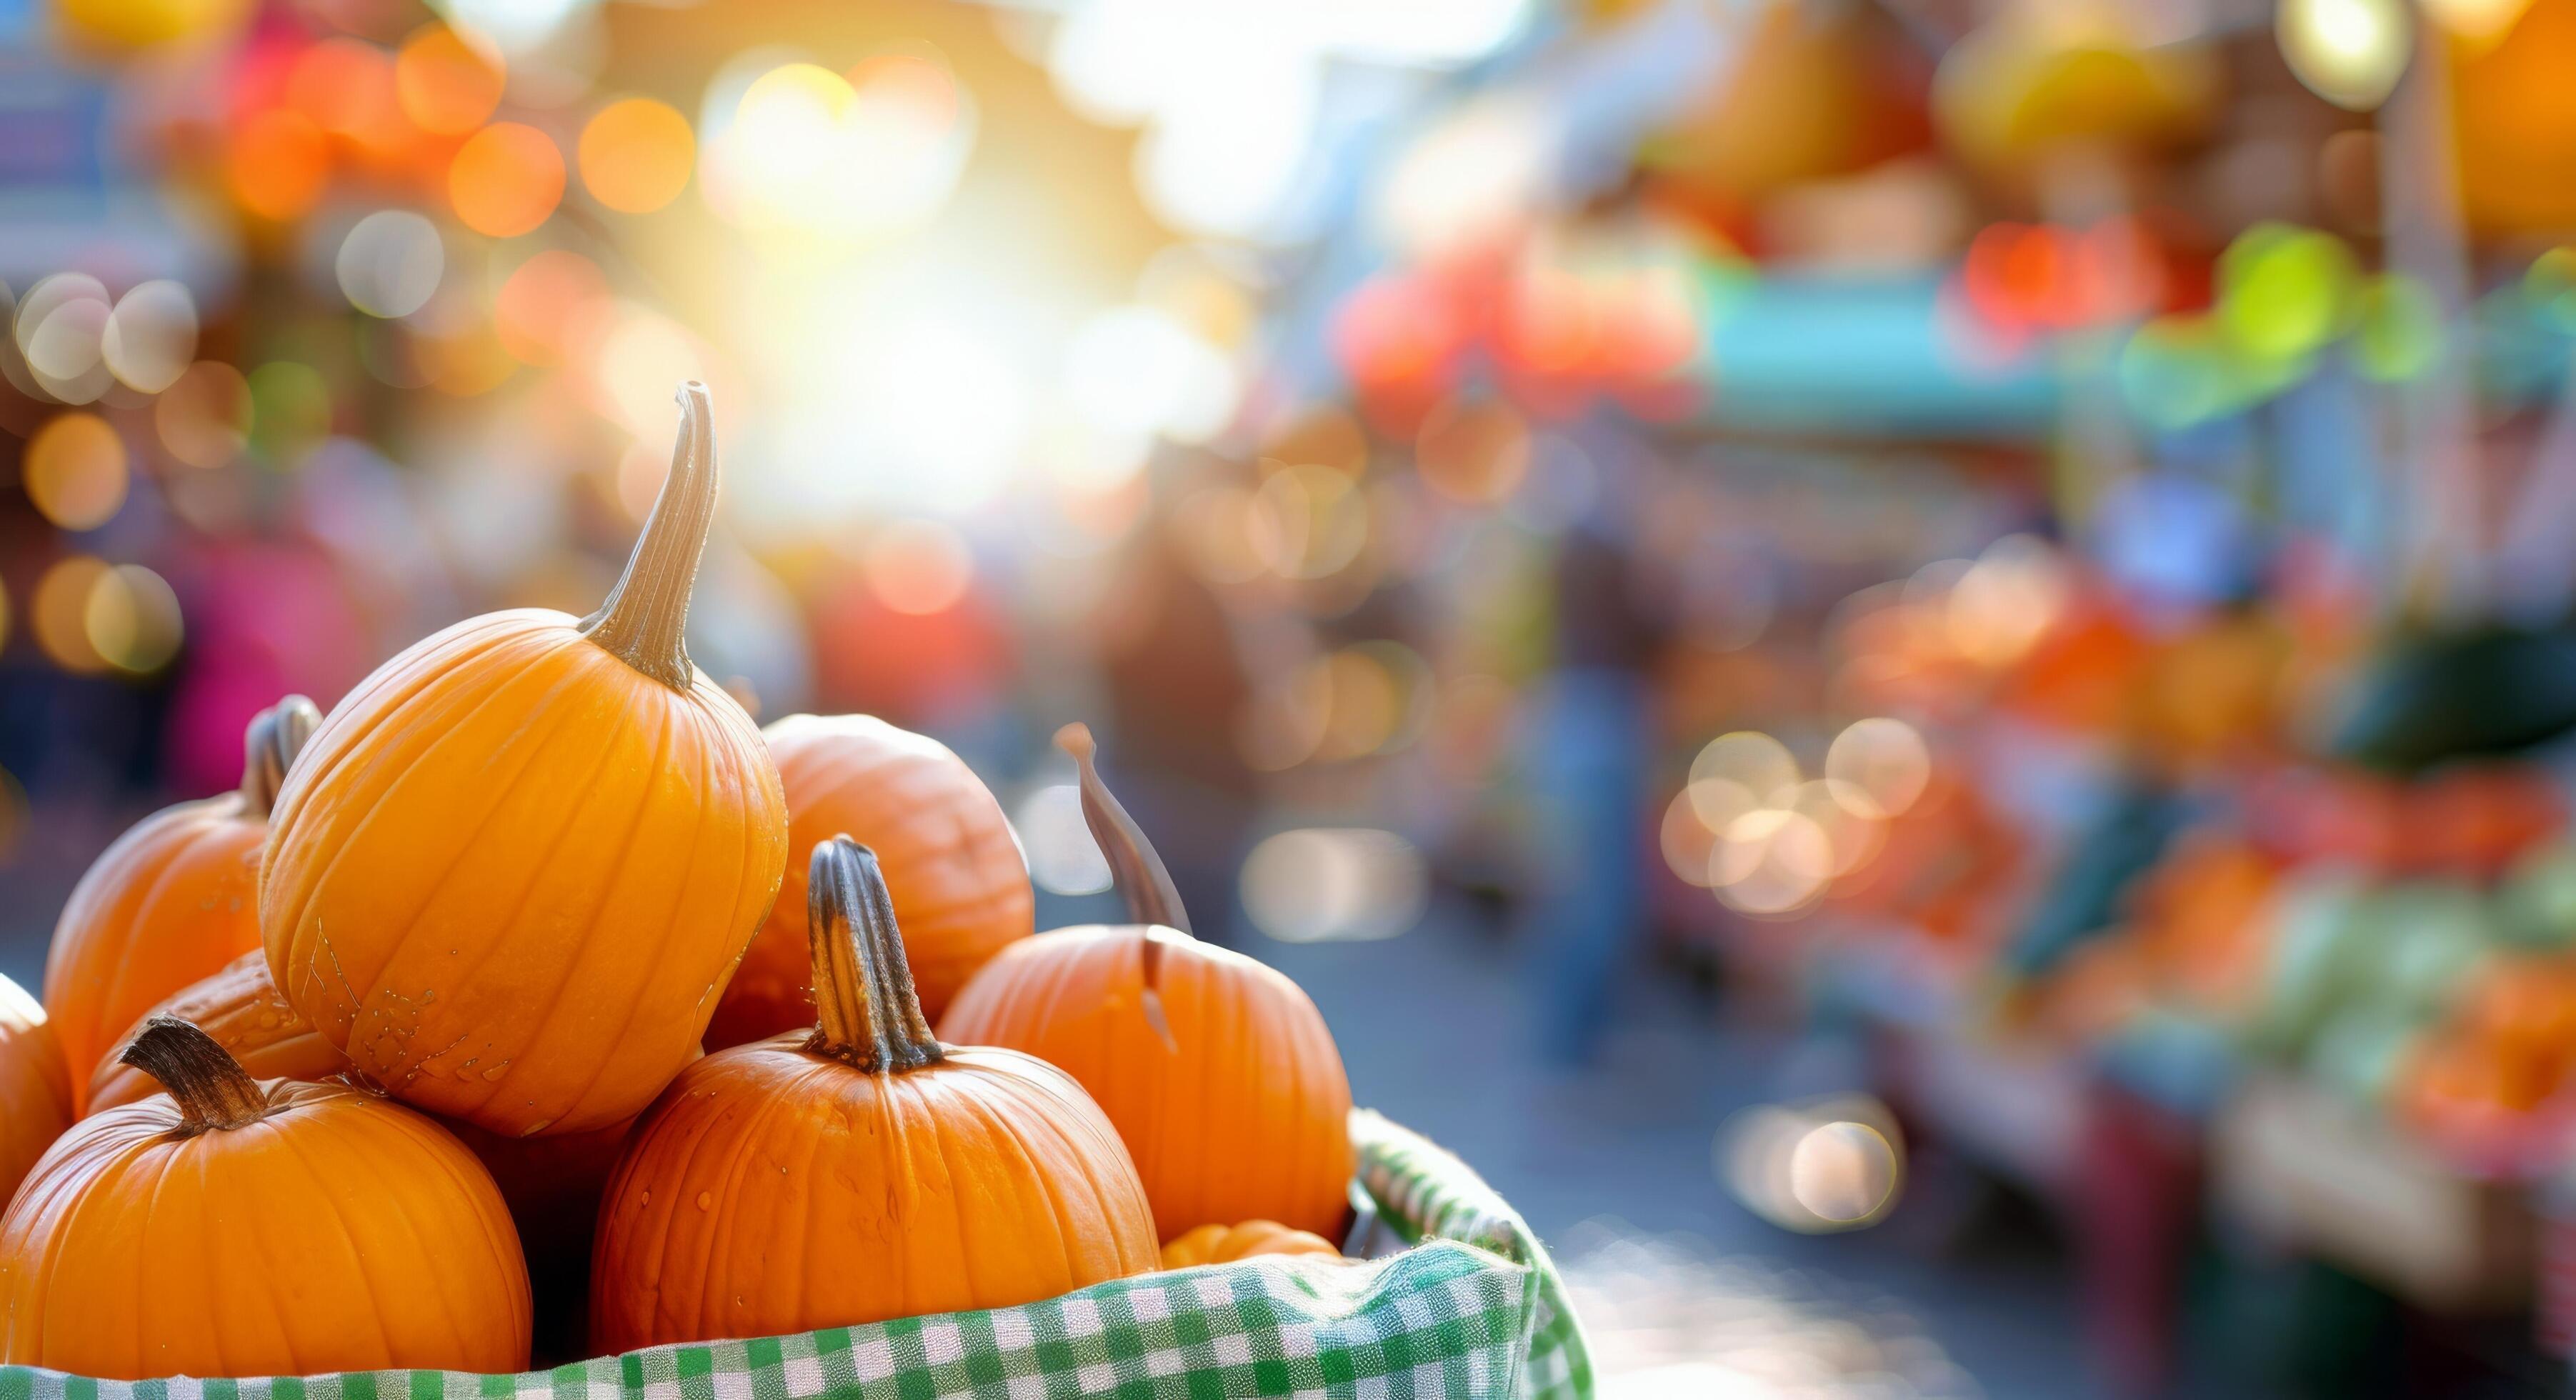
<box><xmin>0</xmin><ymin>1112</ymin><xmax>1589</xmax><ymax>1400</ymax></box>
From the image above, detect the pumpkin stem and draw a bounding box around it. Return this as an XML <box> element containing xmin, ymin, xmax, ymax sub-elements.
<box><xmin>239</xmin><ymin>694</ymin><xmax>321</xmax><ymax>817</ymax></box>
<box><xmin>580</xmin><ymin>381</ymin><xmax>717</xmax><ymax>691</ymax></box>
<box><xmin>805</xmin><ymin>836</ymin><xmax>945</xmax><ymax>1073</ymax></box>
<box><xmin>1055</xmin><ymin>724</ymin><xmax>1192</xmax><ymax>938</ymax></box>
<box><xmin>119</xmin><ymin>1014</ymin><xmax>271</xmax><ymax>1135</ymax></box>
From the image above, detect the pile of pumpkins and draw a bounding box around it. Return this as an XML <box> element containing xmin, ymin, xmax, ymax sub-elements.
<box><xmin>0</xmin><ymin>386</ymin><xmax>1357</xmax><ymax>1379</ymax></box>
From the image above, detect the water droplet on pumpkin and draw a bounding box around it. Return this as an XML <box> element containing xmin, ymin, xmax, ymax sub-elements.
<box><xmin>480</xmin><ymin>1060</ymin><xmax>509</xmax><ymax>1081</ymax></box>
<box><xmin>695</xmin><ymin>1191</ymin><xmax>712</xmax><ymax>1211</ymax></box>
<box><xmin>639</xmin><ymin>1189</ymin><xmax>650</xmax><ymax>1205</ymax></box>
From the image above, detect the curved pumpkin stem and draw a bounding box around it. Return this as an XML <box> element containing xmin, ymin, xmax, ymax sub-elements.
<box><xmin>1055</xmin><ymin>724</ymin><xmax>1185</xmax><ymax>1049</ymax></box>
<box><xmin>581</xmin><ymin>381</ymin><xmax>717</xmax><ymax>691</ymax></box>
<box><xmin>806</xmin><ymin>836</ymin><xmax>945</xmax><ymax>1074</ymax></box>
<box><xmin>1055</xmin><ymin>724</ymin><xmax>1191</xmax><ymax>938</ymax></box>
<box><xmin>239</xmin><ymin>694</ymin><xmax>321</xmax><ymax>818</ymax></box>
<box><xmin>119</xmin><ymin>1014</ymin><xmax>271</xmax><ymax>1136</ymax></box>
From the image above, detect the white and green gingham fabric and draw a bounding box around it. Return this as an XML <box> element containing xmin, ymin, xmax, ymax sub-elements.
<box><xmin>0</xmin><ymin>1113</ymin><xmax>1589</xmax><ymax>1400</ymax></box>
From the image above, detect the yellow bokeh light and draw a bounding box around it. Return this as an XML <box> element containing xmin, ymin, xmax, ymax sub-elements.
<box><xmin>395</xmin><ymin>24</ymin><xmax>505</xmax><ymax>136</ymax></box>
<box><xmin>24</xmin><ymin>413</ymin><xmax>129</xmax><ymax>531</ymax></box>
<box><xmin>1661</xmin><ymin>790</ymin><xmax>1721</xmax><ymax>889</ymax></box>
<box><xmin>32</xmin><ymin>556</ymin><xmax>110</xmax><ymax>673</ymax></box>
<box><xmin>2277</xmin><ymin>0</ymin><xmax>2411</xmax><ymax>111</ymax></box>
<box><xmin>580</xmin><ymin>98</ymin><xmax>696</xmax><ymax>214</ymax></box>
<box><xmin>1825</xmin><ymin>717</ymin><xmax>1932</xmax><ymax>819</ymax></box>
<box><xmin>1688</xmin><ymin>731</ymin><xmax>1799</xmax><ymax>821</ymax></box>
<box><xmin>864</xmin><ymin>519</ymin><xmax>974</xmax><ymax>615</ymax></box>
<box><xmin>84</xmin><ymin>564</ymin><xmax>184</xmax><ymax>674</ymax></box>
<box><xmin>449</xmin><ymin>122</ymin><xmax>566</xmax><ymax>239</ymax></box>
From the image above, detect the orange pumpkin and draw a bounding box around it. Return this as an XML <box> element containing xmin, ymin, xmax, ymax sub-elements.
<box><xmin>0</xmin><ymin>977</ymin><xmax>71</xmax><ymax>1207</ymax></box>
<box><xmin>87</xmin><ymin>950</ymin><xmax>346</xmax><ymax>1114</ymax></box>
<box><xmin>1160</xmin><ymin>1220</ymin><xmax>1344</xmax><ymax>1270</ymax></box>
<box><xmin>942</xmin><ymin>726</ymin><xmax>1355</xmax><ymax>1242</ymax></box>
<box><xmin>0</xmin><ymin>1016</ymin><xmax>530</xmax><ymax>1377</ymax></box>
<box><xmin>704</xmin><ymin>713</ymin><xmax>1032</xmax><ymax>1049</ymax></box>
<box><xmin>44</xmin><ymin>695</ymin><xmax>319</xmax><ymax>1107</ymax></box>
<box><xmin>590</xmin><ymin>837</ymin><xmax>1157</xmax><ymax>1351</ymax></box>
<box><xmin>262</xmin><ymin>384</ymin><xmax>789</xmax><ymax>1137</ymax></box>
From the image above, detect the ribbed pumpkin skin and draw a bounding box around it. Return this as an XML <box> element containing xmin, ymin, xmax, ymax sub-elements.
<box><xmin>1159</xmin><ymin>1220</ymin><xmax>1342</xmax><ymax>1269</ymax></box>
<box><xmin>0</xmin><ymin>980</ymin><xmax>71</xmax><ymax>1208</ymax></box>
<box><xmin>705</xmin><ymin>715</ymin><xmax>1032</xmax><ymax>1048</ymax></box>
<box><xmin>941</xmin><ymin>928</ymin><xmax>1356</xmax><ymax>1242</ymax></box>
<box><xmin>87</xmin><ymin>951</ymin><xmax>344</xmax><ymax>1114</ymax></box>
<box><xmin>591</xmin><ymin>1039</ymin><xmax>1157</xmax><ymax>1351</ymax></box>
<box><xmin>261</xmin><ymin>609</ymin><xmax>788</xmax><ymax>1136</ymax></box>
<box><xmin>44</xmin><ymin>795</ymin><xmax>266</xmax><ymax>1108</ymax></box>
<box><xmin>0</xmin><ymin>1080</ymin><xmax>531</xmax><ymax>1377</ymax></box>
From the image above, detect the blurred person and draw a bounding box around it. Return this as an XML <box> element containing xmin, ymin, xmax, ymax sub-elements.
<box><xmin>1088</xmin><ymin>499</ymin><xmax>1258</xmax><ymax>942</ymax></box>
<box><xmin>1522</xmin><ymin>441</ymin><xmax>1668</xmax><ymax>1065</ymax></box>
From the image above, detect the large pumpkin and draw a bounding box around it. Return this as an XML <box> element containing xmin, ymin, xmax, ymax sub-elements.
<box><xmin>44</xmin><ymin>695</ymin><xmax>320</xmax><ymax>1107</ymax></box>
<box><xmin>704</xmin><ymin>713</ymin><xmax>1032</xmax><ymax>1049</ymax></box>
<box><xmin>942</xmin><ymin>726</ymin><xmax>1355</xmax><ymax>1241</ymax></box>
<box><xmin>590</xmin><ymin>836</ymin><xmax>1157</xmax><ymax>1351</ymax></box>
<box><xmin>261</xmin><ymin>383</ymin><xmax>789</xmax><ymax>1137</ymax></box>
<box><xmin>87</xmin><ymin>950</ymin><xmax>345</xmax><ymax>1114</ymax></box>
<box><xmin>0</xmin><ymin>978</ymin><xmax>71</xmax><ymax>1207</ymax></box>
<box><xmin>0</xmin><ymin>1016</ymin><xmax>530</xmax><ymax>1377</ymax></box>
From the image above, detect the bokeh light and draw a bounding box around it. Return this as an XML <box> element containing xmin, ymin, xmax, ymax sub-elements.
<box><xmin>154</xmin><ymin>361</ymin><xmax>253</xmax><ymax>468</ymax></box>
<box><xmin>23</xmin><ymin>414</ymin><xmax>129</xmax><ymax>531</ymax></box>
<box><xmin>862</xmin><ymin>519</ymin><xmax>975</xmax><ymax>616</ymax></box>
<box><xmin>703</xmin><ymin>54</ymin><xmax>975</xmax><ymax>236</ymax></box>
<box><xmin>579</xmin><ymin>97</ymin><xmax>695</xmax><ymax>214</ymax></box>
<box><xmin>1689</xmin><ymin>731</ymin><xmax>1798</xmax><ymax>825</ymax></box>
<box><xmin>2276</xmin><ymin>0</ymin><xmax>2412</xmax><ymax>112</ymax></box>
<box><xmin>1242</xmin><ymin>828</ymin><xmax>1429</xmax><ymax>944</ymax></box>
<box><xmin>1825</xmin><ymin>718</ymin><xmax>1932</xmax><ymax>819</ymax></box>
<box><xmin>1062</xmin><ymin>306</ymin><xmax>1237</xmax><ymax>442</ymax></box>
<box><xmin>84</xmin><ymin>564</ymin><xmax>184</xmax><ymax>675</ymax></box>
<box><xmin>286</xmin><ymin>38</ymin><xmax>404</xmax><ymax>156</ymax></box>
<box><xmin>1719</xmin><ymin>1096</ymin><xmax>1906</xmax><ymax>1233</ymax></box>
<box><xmin>101</xmin><ymin>281</ymin><xmax>198</xmax><ymax>393</ymax></box>
<box><xmin>227</xmin><ymin>109</ymin><xmax>330</xmax><ymax>222</ymax></box>
<box><xmin>16</xmin><ymin>274</ymin><xmax>114</xmax><ymax>404</ymax></box>
<box><xmin>395</xmin><ymin>24</ymin><xmax>506</xmax><ymax>136</ymax></box>
<box><xmin>495</xmin><ymin>249</ymin><xmax>611</xmax><ymax>366</ymax></box>
<box><xmin>449</xmin><ymin>122</ymin><xmax>566</xmax><ymax>239</ymax></box>
<box><xmin>336</xmin><ymin>211</ymin><xmax>444</xmax><ymax>319</ymax></box>
<box><xmin>31</xmin><ymin>556</ymin><xmax>111</xmax><ymax>674</ymax></box>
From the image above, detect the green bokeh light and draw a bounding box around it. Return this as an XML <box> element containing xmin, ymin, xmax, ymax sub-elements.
<box><xmin>2218</xmin><ymin>222</ymin><xmax>2356</xmax><ymax>362</ymax></box>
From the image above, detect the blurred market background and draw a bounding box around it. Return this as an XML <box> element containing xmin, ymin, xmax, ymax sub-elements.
<box><xmin>21</xmin><ymin>0</ymin><xmax>2576</xmax><ymax>1392</ymax></box>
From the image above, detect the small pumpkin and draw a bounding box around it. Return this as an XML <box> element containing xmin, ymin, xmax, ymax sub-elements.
<box><xmin>942</xmin><ymin>726</ymin><xmax>1355</xmax><ymax>1242</ymax></box>
<box><xmin>590</xmin><ymin>836</ymin><xmax>1157</xmax><ymax>1351</ymax></box>
<box><xmin>1160</xmin><ymin>1220</ymin><xmax>1344</xmax><ymax>1270</ymax></box>
<box><xmin>44</xmin><ymin>696</ymin><xmax>320</xmax><ymax>1106</ymax></box>
<box><xmin>706</xmin><ymin>713</ymin><xmax>1032</xmax><ymax>1049</ymax></box>
<box><xmin>0</xmin><ymin>1016</ymin><xmax>531</xmax><ymax>1378</ymax></box>
<box><xmin>261</xmin><ymin>383</ymin><xmax>789</xmax><ymax>1137</ymax></box>
<box><xmin>0</xmin><ymin>978</ymin><xmax>71</xmax><ymax>1207</ymax></box>
<box><xmin>87</xmin><ymin>950</ymin><xmax>346</xmax><ymax>1114</ymax></box>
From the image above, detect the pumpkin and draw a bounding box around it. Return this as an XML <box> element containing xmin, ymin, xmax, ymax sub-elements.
<box><xmin>942</xmin><ymin>726</ymin><xmax>1355</xmax><ymax>1242</ymax></box>
<box><xmin>705</xmin><ymin>713</ymin><xmax>1032</xmax><ymax>1049</ymax></box>
<box><xmin>261</xmin><ymin>383</ymin><xmax>789</xmax><ymax>1137</ymax></box>
<box><xmin>44</xmin><ymin>695</ymin><xmax>320</xmax><ymax>1108</ymax></box>
<box><xmin>87</xmin><ymin>950</ymin><xmax>346</xmax><ymax>1114</ymax></box>
<box><xmin>0</xmin><ymin>1016</ymin><xmax>531</xmax><ymax>1378</ymax></box>
<box><xmin>589</xmin><ymin>836</ymin><xmax>1157</xmax><ymax>1351</ymax></box>
<box><xmin>1160</xmin><ymin>1220</ymin><xmax>1344</xmax><ymax>1270</ymax></box>
<box><xmin>0</xmin><ymin>978</ymin><xmax>71</xmax><ymax>1207</ymax></box>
